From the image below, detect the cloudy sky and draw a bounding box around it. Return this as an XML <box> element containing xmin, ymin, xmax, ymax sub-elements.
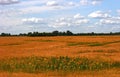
<box><xmin>0</xmin><ymin>0</ymin><xmax>120</xmax><ymax>34</ymax></box>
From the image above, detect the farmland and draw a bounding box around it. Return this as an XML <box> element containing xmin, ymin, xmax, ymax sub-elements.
<box><xmin>0</xmin><ymin>36</ymin><xmax>120</xmax><ymax>77</ymax></box>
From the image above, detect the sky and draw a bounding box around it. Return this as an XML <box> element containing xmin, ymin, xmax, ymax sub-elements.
<box><xmin>0</xmin><ymin>0</ymin><xmax>120</xmax><ymax>34</ymax></box>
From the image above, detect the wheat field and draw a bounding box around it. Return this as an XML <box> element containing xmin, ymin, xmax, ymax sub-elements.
<box><xmin>0</xmin><ymin>36</ymin><xmax>120</xmax><ymax>77</ymax></box>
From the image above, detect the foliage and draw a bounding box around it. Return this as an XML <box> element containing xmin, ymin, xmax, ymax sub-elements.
<box><xmin>0</xmin><ymin>31</ymin><xmax>120</xmax><ymax>36</ymax></box>
<box><xmin>0</xmin><ymin>56</ymin><xmax>119</xmax><ymax>73</ymax></box>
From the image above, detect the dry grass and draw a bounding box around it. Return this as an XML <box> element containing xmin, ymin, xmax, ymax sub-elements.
<box><xmin>0</xmin><ymin>69</ymin><xmax>120</xmax><ymax>77</ymax></box>
<box><xmin>0</xmin><ymin>36</ymin><xmax>120</xmax><ymax>76</ymax></box>
<box><xmin>0</xmin><ymin>36</ymin><xmax>120</xmax><ymax>61</ymax></box>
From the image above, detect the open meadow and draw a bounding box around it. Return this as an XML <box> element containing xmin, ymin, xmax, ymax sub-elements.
<box><xmin>0</xmin><ymin>36</ymin><xmax>120</xmax><ymax>77</ymax></box>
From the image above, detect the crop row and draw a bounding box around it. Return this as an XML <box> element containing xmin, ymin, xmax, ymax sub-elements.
<box><xmin>0</xmin><ymin>56</ymin><xmax>119</xmax><ymax>73</ymax></box>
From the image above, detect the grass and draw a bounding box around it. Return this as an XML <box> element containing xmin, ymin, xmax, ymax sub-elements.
<box><xmin>40</xmin><ymin>40</ymin><xmax>55</xmax><ymax>42</ymax></box>
<box><xmin>88</xmin><ymin>40</ymin><xmax>120</xmax><ymax>46</ymax></box>
<box><xmin>93</xmin><ymin>50</ymin><xmax>104</xmax><ymax>52</ymax></box>
<box><xmin>68</xmin><ymin>40</ymin><xmax>120</xmax><ymax>47</ymax></box>
<box><xmin>25</xmin><ymin>40</ymin><xmax>55</xmax><ymax>42</ymax></box>
<box><xmin>0</xmin><ymin>43</ymin><xmax>23</xmax><ymax>46</ymax></box>
<box><xmin>0</xmin><ymin>56</ymin><xmax>120</xmax><ymax>73</ymax></box>
<box><xmin>67</xmin><ymin>42</ymin><xmax>90</xmax><ymax>46</ymax></box>
<box><xmin>76</xmin><ymin>49</ymin><xmax>118</xmax><ymax>54</ymax></box>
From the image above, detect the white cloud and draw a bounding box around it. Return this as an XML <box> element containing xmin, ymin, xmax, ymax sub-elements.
<box><xmin>74</xmin><ymin>13</ymin><xmax>84</xmax><ymax>19</ymax></box>
<box><xmin>80</xmin><ymin>0</ymin><xmax>89</xmax><ymax>5</ymax></box>
<box><xmin>0</xmin><ymin>0</ymin><xmax>19</xmax><ymax>5</ymax></box>
<box><xmin>80</xmin><ymin>0</ymin><xmax>103</xmax><ymax>6</ymax></box>
<box><xmin>49</xmin><ymin>17</ymin><xmax>71</xmax><ymax>28</ymax></box>
<box><xmin>17</xmin><ymin>0</ymin><xmax>102</xmax><ymax>15</ymax></box>
<box><xmin>20</xmin><ymin>6</ymin><xmax>52</xmax><ymax>14</ymax></box>
<box><xmin>74</xmin><ymin>19</ymin><xmax>89</xmax><ymax>25</ymax></box>
<box><xmin>111</xmin><ymin>26</ymin><xmax>120</xmax><ymax>31</ymax></box>
<box><xmin>21</xmin><ymin>5</ymin><xmax>66</xmax><ymax>14</ymax></box>
<box><xmin>17</xmin><ymin>0</ymin><xmax>42</xmax><ymax>7</ymax></box>
<box><xmin>88</xmin><ymin>11</ymin><xmax>111</xmax><ymax>18</ymax></box>
<box><xmin>99</xmin><ymin>17</ymin><xmax>120</xmax><ymax>25</ymax></box>
<box><xmin>49</xmin><ymin>22</ymin><xmax>71</xmax><ymax>28</ymax></box>
<box><xmin>49</xmin><ymin>14</ymin><xmax>89</xmax><ymax>28</ymax></box>
<box><xmin>0</xmin><ymin>17</ymin><xmax>22</xmax><ymax>27</ymax></box>
<box><xmin>0</xmin><ymin>8</ymin><xmax>22</xmax><ymax>17</ymax></box>
<box><xmin>95</xmin><ymin>17</ymin><xmax>120</xmax><ymax>26</ymax></box>
<box><xmin>117</xmin><ymin>10</ymin><xmax>120</xmax><ymax>13</ymax></box>
<box><xmin>117</xmin><ymin>10</ymin><xmax>120</xmax><ymax>15</ymax></box>
<box><xmin>91</xmin><ymin>0</ymin><xmax>103</xmax><ymax>5</ymax></box>
<box><xmin>22</xmin><ymin>17</ymin><xmax>45</xmax><ymax>24</ymax></box>
<box><xmin>56</xmin><ymin>17</ymin><xmax>65</xmax><ymax>22</ymax></box>
<box><xmin>20</xmin><ymin>1</ymin><xmax>65</xmax><ymax>14</ymax></box>
<box><xmin>68</xmin><ymin>2</ymin><xmax>76</xmax><ymax>6</ymax></box>
<box><xmin>46</xmin><ymin>1</ymin><xmax>59</xmax><ymax>6</ymax></box>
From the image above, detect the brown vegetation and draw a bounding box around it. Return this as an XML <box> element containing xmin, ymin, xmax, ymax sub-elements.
<box><xmin>0</xmin><ymin>36</ymin><xmax>120</xmax><ymax>61</ymax></box>
<box><xmin>0</xmin><ymin>36</ymin><xmax>120</xmax><ymax>77</ymax></box>
<box><xmin>0</xmin><ymin>69</ymin><xmax>120</xmax><ymax>77</ymax></box>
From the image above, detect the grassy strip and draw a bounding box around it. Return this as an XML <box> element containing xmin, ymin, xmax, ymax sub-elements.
<box><xmin>0</xmin><ymin>56</ymin><xmax>120</xmax><ymax>73</ymax></box>
<box><xmin>88</xmin><ymin>40</ymin><xmax>120</xmax><ymax>46</ymax></box>
<box><xmin>25</xmin><ymin>40</ymin><xmax>55</xmax><ymax>42</ymax></box>
<box><xmin>0</xmin><ymin>43</ymin><xmax>24</xmax><ymax>46</ymax></box>
<box><xmin>68</xmin><ymin>40</ymin><xmax>120</xmax><ymax>46</ymax></box>
<box><xmin>68</xmin><ymin>42</ymin><xmax>89</xmax><ymax>46</ymax></box>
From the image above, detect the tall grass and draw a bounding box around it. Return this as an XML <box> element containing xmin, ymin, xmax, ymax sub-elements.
<box><xmin>68</xmin><ymin>40</ymin><xmax>120</xmax><ymax>46</ymax></box>
<box><xmin>0</xmin><ymin>56</ymin><xmax>119</xmax><ymax>73</ymax></box>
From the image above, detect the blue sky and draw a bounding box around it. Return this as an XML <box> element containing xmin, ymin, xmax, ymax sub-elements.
<box><xmin>0</xmin><ymin>0</ymin><xmax>120</xmax><ymax>34</ymax></box>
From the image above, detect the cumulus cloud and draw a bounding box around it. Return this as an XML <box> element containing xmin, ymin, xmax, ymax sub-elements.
<box><xmin>88</xmin><ymin>11</ymin><xmax>111</xmax><ymax>18</ymax></box>
<box><xmin>20</xmin><ymin>1</ymin><xmax>65</xmax><ymax>14</ymax></box>
<box><xmin>18</xmin><ymin>0</ymin><xmax>102</xmax><ymax>15</ymax></box>
<box><xmin>56</xmin><ymin>17</ymin><xmax>66</xmax><ymax>22</ymax></box>
<box><xmin>98</xmin><ymin>17</ymin><xmax>120</xmax><ymax>25</ymax></box>
<box><xmin>94</xmin><ymin>16</ymin><xmax>120</xmax><ymax>32</ymax></box>
<box><xmin>73</xmin><ymin>14</ymin><xmax>89</xmax><ymax>26</ymax></box>
<box><xmin>68</xmin><ymin>2</ymin><xmax>76</xmax><ymax>6</ymax></box>
<box><xmin>0</xmin><ymin>8</ymin><xmax>22</xmax><ymax>17</ymax></box>
<box><xmin>80</xmin><ymin>0</ymin><xmax>103</xmax><ymax>6</ymax></box>
<box><xmin>22</xmin><ymin>17</ymin><xmax>45</xmax><ymax>24</ymax></box>
<box><xmin>20</xmin><ymin>6</ymin><xmax>52</xmax><ymax>14</ymax></box>
<box><xmin>46</xmin><ymin>1</ymin><xmax>59</xmax><ymax>6</ymax></box>
<box><xmin>80</xmin><ymin>0</ymin><xmax>89</xmax><ymax>5</ymax></box>
<box><xmin>49</xmin><ymin>14</ymin><xmax>89</xmax><ymax>28</ymax></box>
<box><xmin>0</xmin><ymin>0</ymin><xmax>19</xmax><ymax>5</ymax></box>
<box><xmin>74</xmin><ymin>19</ymin><xmax>89</xmax><ymax>25</ymax></box>
<box><xmin>49</xmin><ymin>17</ymin><xmax>71</xmax><ymax>28</ymax></box>
<box><xmin>49</xmin><ymin>22</ymin><xmax>71</xmax><ymax>28</ymax></box>
<box><xmin>74</xmin><ymin>13</ymin><xmax>84</xmax><ymax>19</ymax></box>
<box><xmin>91</xmin><ymin>0</ymin><xmax>103</xmax><ymax>5</ymax></box>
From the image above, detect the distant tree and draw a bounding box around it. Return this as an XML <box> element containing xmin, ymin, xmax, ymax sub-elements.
<box><xmin>19</xmin><ymin>33</ymin><xmax>27</xmax><ymax>36</ymax></box>
<box><xmin>110</xmin><ymin>32</ymin><xmax>112</xmax><ymax>35</ymax></box>
<box><xmin>91</xmin><ymin>32</ymin><xmax>95</xmax><ymax>35</ymax></box>
<box><xmin>0</xmin><ymin>33</ymin><xmax>11</xmax><ymax>36</ymax></box>
<box><xmin>66</xmin><ymin>30</ymin><xmax>73</xmax><ymax>35</ymax></box>
<box><xmin>52</xmin><ymin>30</ymin><xmax>59</xmax><ymax>35</ymax></box>
<box><xmin>28</xmin><ymin>32</ymin><xmax>32</xmax><ymax>36</ymax></box>
<box><xmin>0</xmin><ymin>30</ymin><xmax>120</xmax><ymax>36</ymax></box>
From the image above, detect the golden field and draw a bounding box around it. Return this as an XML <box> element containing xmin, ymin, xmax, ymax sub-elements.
<box><xmin>0</xmin><ymin>36</ymin><xmax>120</xmax><ymax>60</ymax></box>
<box><xmin>0</xmin><ymin>36</ymin><xmax>120</xmax><ymax>77</ymax></box>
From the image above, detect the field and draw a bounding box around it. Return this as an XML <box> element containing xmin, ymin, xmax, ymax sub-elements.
<box><xmin>0</xmin><ymin>36</ymin><xmax>120</xmax><ymax>77</ymax></box>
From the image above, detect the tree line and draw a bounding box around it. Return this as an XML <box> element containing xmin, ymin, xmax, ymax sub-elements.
<box><xmin>0</xmin><ymin>30</ymin><xmax>120</xmax><ymax>36</ymax></box>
